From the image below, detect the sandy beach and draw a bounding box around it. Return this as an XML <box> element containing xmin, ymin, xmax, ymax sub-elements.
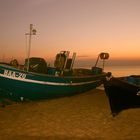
<box><xmin>0</xmin><ymin>89</ymin><xmax>140</xmax><ymax>140</ymax></box>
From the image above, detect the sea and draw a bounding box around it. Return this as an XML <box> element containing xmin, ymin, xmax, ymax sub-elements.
<box><xmin>77</xmin><ymin>65</ymin><xmax>140</xmax><ymax>77</ymax></box>
<box><xmin>104</xmin><ymin>65</ymin><xmax>140</xmax><ymax>77</ymax></box>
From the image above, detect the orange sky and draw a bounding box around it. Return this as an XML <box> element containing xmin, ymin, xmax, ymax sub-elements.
<box><xmin>1</xmin><ymin>0</ymin><xmax>140</xmax><ymax>65</ymax></box>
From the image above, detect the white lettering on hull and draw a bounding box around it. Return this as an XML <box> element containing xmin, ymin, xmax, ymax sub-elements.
<box><xmin>4</xmin><ymin>70</ymin><xmax>26</xmax><ymax>79</ymax></box>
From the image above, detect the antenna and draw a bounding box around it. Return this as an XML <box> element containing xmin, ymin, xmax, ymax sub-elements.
<box><xmin>25</xmin><ymin>24</ymin><xmax>37</xmax><ymax>71</ymax></box>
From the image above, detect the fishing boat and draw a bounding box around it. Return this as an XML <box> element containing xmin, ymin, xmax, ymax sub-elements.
<box><xmin>103</xmin><ymin>73</ymin><xmax>140</xmax><ymax>116</ymax></box>
<box><xmin>0</xmin><ymin>51</ymin><xmax>109</xmax><ymax>101</ymax></box>
<box><xmin>0</xmin><ymin>24</ymin><xmax>109</xmax><ymax>101</ymax></box>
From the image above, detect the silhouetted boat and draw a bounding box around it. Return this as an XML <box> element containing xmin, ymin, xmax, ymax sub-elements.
<box><xmin>103</xmin><ymin>74</ymin><xmax>140</xmax><ymax>116</ymax></box>
<box><xmin>0</xmin><ymin>51</ymin><xmax>109</xmax><ymax>101</ymax></box>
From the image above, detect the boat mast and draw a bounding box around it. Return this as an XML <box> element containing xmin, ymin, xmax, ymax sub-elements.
<box><xmin>25</xmin><ymin>24</ymin><xmax>36</xmax><ymax>71</ymax></box>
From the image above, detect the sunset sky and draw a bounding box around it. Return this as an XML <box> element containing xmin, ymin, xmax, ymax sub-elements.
<box><xmin>1</xmin><ymin>0</ymin><xmax>140</xmax><ymax>66</ymax></box>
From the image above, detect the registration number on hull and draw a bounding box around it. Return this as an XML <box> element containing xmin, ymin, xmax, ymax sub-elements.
<box><xmin>4</xmin><ymin>70</ymin><xmax>26</xmax><ymax>79</ymax></box>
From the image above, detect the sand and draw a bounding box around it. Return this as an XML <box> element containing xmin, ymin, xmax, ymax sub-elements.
<box><xmin>0</xmin><ymin>89</ymin><xmax>140</xmax><ymax>140</ymax></box>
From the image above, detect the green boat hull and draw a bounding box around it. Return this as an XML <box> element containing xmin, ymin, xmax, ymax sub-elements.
<box><xmin>0</xmin><ymin>64</ymin><xmax>106</xmax><ymax>101</ymax></box>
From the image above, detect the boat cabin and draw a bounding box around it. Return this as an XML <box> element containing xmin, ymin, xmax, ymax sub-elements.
<box><xmin>23</xmin><ymin>51</ymin><xmax>76</xmax><ymax>76</ymax></box>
